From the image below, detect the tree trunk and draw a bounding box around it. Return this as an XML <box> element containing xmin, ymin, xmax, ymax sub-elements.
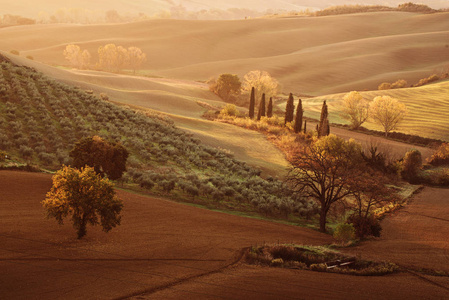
<box><xmin>319</xmin><ymin>206</ymin><xmax>328</xmax><ymax>233</ymax></box>
<box><xmin>77</xmin><ymin>215</ymin><xmax>88</xmax><ymax>239</ymax></box>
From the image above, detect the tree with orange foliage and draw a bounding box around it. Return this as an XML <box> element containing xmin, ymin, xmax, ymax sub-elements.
<box><xmin>42</xmin><ymin>165</ymin><xmax>123</xmax><ymax>239</ymax></box>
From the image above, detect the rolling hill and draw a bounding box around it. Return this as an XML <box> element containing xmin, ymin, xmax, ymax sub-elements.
<box><xmin>0</xmin><ymin>12</ymin><xmax>448</xmax><ymax>95</ymax></box>
<box><xmin>302</xmin><ymin>80</ymin><xmax>449</xmax><ymax>141</ymax></box>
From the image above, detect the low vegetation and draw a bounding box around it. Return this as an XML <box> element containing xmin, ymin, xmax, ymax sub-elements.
<box><xmin>315</xmin><ymin>3</ymin><xmax>439</xmax><ymax>16</ymax></box>
<box><xmin>245</xmin><ymin>244</ymin><xmax>399</xmax><ymax>276</ymax></box>
<box><xmin>0</xmin><ymin>58</ymin><xmax>318</xmax><ymax>224</ymax></box>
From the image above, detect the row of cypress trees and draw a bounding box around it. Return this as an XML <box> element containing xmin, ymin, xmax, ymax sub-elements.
<box><xmin>248</xmin><ymin>87</ymin><xmax>330</xmax><ymax>137</ymax></box>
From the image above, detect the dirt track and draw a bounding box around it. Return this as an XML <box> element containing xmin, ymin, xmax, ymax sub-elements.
<box><xmin>1</xmin><ymin>171</ymin><xmax>449</xmax><ymax>299</ymax></box>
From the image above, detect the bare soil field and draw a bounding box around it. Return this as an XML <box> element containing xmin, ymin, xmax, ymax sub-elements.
<box><xmin>343</xmin><ymin>187</ymin><xmax>449</xmax><ymax>273</ymax></box>
<box><xmin>2</xmin><ymin>171</ymin><xmax>449</xmax><ymax>299</ymax></box>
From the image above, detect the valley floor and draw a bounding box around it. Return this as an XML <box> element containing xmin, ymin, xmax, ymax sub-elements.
<box><xmin>1</xmin><ymin>171</ymin><xmax>449</xmax><ymax>299</ymax></box>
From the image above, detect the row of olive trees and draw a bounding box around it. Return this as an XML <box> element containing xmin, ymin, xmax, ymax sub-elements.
<box><xmin>341</xmin><ymin>91</ymin><xmax>407</xmax><ymax>136</ymax></box>
<box><xmin>64</xmin><ymin>44</ymin><xmax>147</xmax><ymax>73</ymax></box>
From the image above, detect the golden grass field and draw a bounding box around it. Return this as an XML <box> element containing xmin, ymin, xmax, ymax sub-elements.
<box><xmin>304</xmin><ymin>80</ymin><xmax>449</xmax><ymax>141</ymax></box>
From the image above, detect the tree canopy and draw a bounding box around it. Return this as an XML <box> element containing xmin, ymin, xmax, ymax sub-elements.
<box><xmin>70</xmin><ymin>136</ymin><xmax>129</xmax><ymax>180</ymax></box>
<box><xmin>287</xmin><ymin>135</ymin><xmax>364</xmax><ymax>232</ymax></box>
<box><xmin>42</xmin><ymin>165</ymin><xmax>123</xmax><ymax>239</ymax></box>
<box><xmin>370</xmin><ymin>96</ymin><xmax>407</xmax><ymax>137</ymax></box>
<box><xmin>212</xmin><ymin>73</ymin><xmax>241</xmax><ymax>102</ymax></box>
<box><xmin>341</xmin><ymin>91</ymin><xmax>369</xmax><ymax>129</ymax></box>
<box><xmin>242</xmin><ymin>70</ymin><xmax>279</xmax><ymax>102</ymax></box>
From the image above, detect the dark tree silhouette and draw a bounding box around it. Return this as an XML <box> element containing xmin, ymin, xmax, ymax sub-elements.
<box><xmin>318</xmin><ymin>100</ymin><xmax>330</xmax><ymax>137</ymax></box>
<box><xmin>70</xmin><ymin>136</ymin><xmax>129</xmax><ymax>180</ymax></box>
<box><xmin>257</xmin><ymin>93</ymin><xmax>266</xmax><ymax>121</ymax></box>
<box><xmin>267</xmin><ymin>97</ymin><xmax>273</xmax><ymax>118</ymax></box>
<box><xmin>249</xmin><ymin>87</ymin><xmax>255</xmax><ymax>119</ymax></box>
<box><xmin>294</xmin><ymin>98</ymin><xmax>303</xmax><ymax>133</ymax></box>
<box><xmin>284</xmin><ymin>93</ymin><xmax>295</xmax><ymax>124</ymax></box>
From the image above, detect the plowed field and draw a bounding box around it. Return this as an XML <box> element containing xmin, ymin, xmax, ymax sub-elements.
<box><xmin>1</xmin><ymin>171</ymin><xmax>449</xmax><ymax>299</ymax></box>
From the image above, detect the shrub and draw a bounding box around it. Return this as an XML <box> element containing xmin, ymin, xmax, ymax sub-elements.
<box><xmin>333</xmin><ymin>223</ymin><xmax>355</xmax><ymax>243</ymax></box>
<box><xmin>159</xmin><ymin>179</ymin><xmax>175</xmax><ymax>193</ymax></box>
<box><xmin>347</xmin><ymin>214</ymin><xmax>382</xmax><ymax>238</ymax></box>
<box><xmin>10</xmin><ymin>50</ymin><xmax>20</xmax><ymax>55</ymax></box>
<box><xmin>378</xmin><ymin>82</ymin><xmax>391</xmax><ymax>90</ymax></box>
<box><xmin>140</xmin><ymin>176</ymin><xmax>155</xmax><ymax>190</ymax></box>
<box><xmin>400</xmin><ymin>149</ymin><xmax>422</xmax><ymax>183</ymax></box>
<box><xmin>220</xmin><ymin>104</ymin><xmax>239</xmax><ymax>117</ymax></box>
<box><xmin>428</xmin><ymin>143</ymin><xmax>449</xmax><ymax>166</ymax></box>
<box><xmin>390</xmin><ymin>79</ymin><xmax>407</xmax><ymax>89</ymax></box>
<box><xmin>26</xmin><ymin>56</ymin><xmax>34</xmax><ymax>60</ymax></box>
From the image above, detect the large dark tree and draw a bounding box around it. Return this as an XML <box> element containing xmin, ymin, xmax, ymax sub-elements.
<box><xmin>257</xmin><ymin>93</ymin><xmax>266</xmax><ymax>121</ymax></box>
<box><xmin>318</xmin><ymin>100</ymin><xmax>329</xmax><ymax>137</ymax></box>
<box><xmin>249</xmin><ymin>87</ymin><xmax>255</xmax><ymax>119</ymax></box>
<box><xmin>287</xmin><ymin>135</ymin><xmax>364</xmax><ymax>232</ymax></box>
<box><xmin>294</xmin><ymin>98</ymin><xmax>303</xmax><ymax>133</ymax></box>
<box><xmin>70</xmin><ymin>136</ymin><xmax>129</xmax><ymax>180</ymax></box>
<box><xmin>284</xmin><ymin>93</ymin><xmax>294</xmax><ymax>124</ymax></box>
<box><xmin>267</xmin><ymin>97</ymin><xmax>273</xmax><ymax>118</ymax></box>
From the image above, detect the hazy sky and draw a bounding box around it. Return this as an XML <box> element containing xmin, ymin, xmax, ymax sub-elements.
<box><xmin>1</xmin><ymin>0</ymin><xmax>448</xmax><ymax>18</ymax></box>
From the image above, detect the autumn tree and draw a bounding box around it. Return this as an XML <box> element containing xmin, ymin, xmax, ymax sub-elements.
<box><xmin>369</xmin><ymin>96</ymin><xmax>407</xmax><ymax>137</ymax></box>
<box><xmin>249</xmin><ymin>86</ymin><xmax>255</xmax><ymax>119</ymax></box>
<box><xmin>341</xmin><ymin>91</ymin><xmax>369</xmax><ymax>129</ymax></box>
<box><xmin>284</xmin><ymin>93</ymin><xmax>294</xmax><ymax>125</ymax></box>
<box><xmin>267</xmin><ymin>97</ymin><xmax>273</xmax><ymax>118</ymax></box>
<box><xmin>70</xmin><ymin>136</ymin><xmax>129</xmax><ymax>180</ymax></box>
<box><xmin>42</xmin><ymin>165</ymin><xmax>123</xmax><ymax>239</ymax></box>
<box><xmin>63</xmin><ymin>44</ymin><xmax>91</xmax><ymax>69</ymax></box>
<box><xmin>400</xmin><ymin>149</ymin><xmax>422</xmax><ymax>183</ymax></box>
<box><xmin>97</xmin><ymin>44</ymin><xmax>129</xmax><ymax>72</ymax></box>
<box><xmin>257</xmin><ymin>93</ymin><xmax>266</xmax><ymax>121</ymax></box>
<box><xmin>212</xmin><ymin>73</ymin><xmax>241</xmax><ymax>102</ymax></box>
<box><xmin>294</xmin><ymin>98</ymin><xmax>303</xmax><ymax>133</ymax></box>
<box><xmin>317</xmin><ymin>100</ymin><xmax>329</xmax><ymax>137</ymax></box>
<box><xmin>287</xmin><ymin>135</ymin><xmax>364</xmax><ymax>232</ymax></box>
<box><xmin>347</xmin><ymin>170</ymin><xmax>396</xmax><ymax>237</ymax></box>
<box><xmin>242</xmin><ymin>70</ymin><xmax>279</xmax><ymax>103</ymax></box>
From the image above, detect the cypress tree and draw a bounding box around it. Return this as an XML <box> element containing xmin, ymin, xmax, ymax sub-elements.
<box><xmin>304</xmin><ymin>120</ymin><xmax>307</xmax><ymax>133</ymax></box>
<box><xmin>249</xmin><ymin>87</ymin><xmax>255</xmax><ymax>119</ymax></box>
<box><xmin>318</xmin><ymin>100</ymin><xmax>330</xmax><ymax>137</ymax></box>
<box><xmin>284</xmin><ymin>93</ymin><xmax>295</xmax><ymax>124</ymax></box>
<box><xmin>267</xmin><ymin>97</ymin><xmax>273</xmax><ymax>118</ymax></box>
<box><xmin>257</xmin><ymin>93</ymin><xmax>266</xmax><ymax>121</ymax></box>
<box><xmin>293</xmin><ymin>98</ymin><xmax>303</xmax><ymax>133</ymax></box>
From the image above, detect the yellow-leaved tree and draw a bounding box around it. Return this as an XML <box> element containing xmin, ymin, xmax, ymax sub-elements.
<box><xmin>42</xmin><ymin>165</ymin><xmax>123</xmax><ymax>239</ymax></box>
<box><xmin>63</xmin><ymin>44</ymin><xmax>91</xmax><ymax>69</ymax></box>
<box><xmin>369</xmin><ymin>96</ymin><xmax>407</xmax><ymax>137</ymax></box>
<box><xmin>128</xmin><ymin>46</ymin><xmax>147</xmax><ymax>74</ymax></box>
<box><xmin>341</xmin><ymin>91</ymin><xmax>369</xmax><ymax>129</ymax></box>
<box><xmin>241</xmin><ymin>70</ymin><xmax>280</xmax><ymax>104</ymax></box>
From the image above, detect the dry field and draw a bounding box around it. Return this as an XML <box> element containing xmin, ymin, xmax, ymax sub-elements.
<box><xmin>0</xmin><ymin>12</ymin><xmax>448</xmax><ymax>95</ymax></box>
<box><xmin>1</xmin><ymin>171</ymin><xmax>449</xmax><ymax>299</ymax></box>
<box><xmin>304</xmin><ymin>80</ymin><xmax>449</xmax><ymax>141</ymax></box>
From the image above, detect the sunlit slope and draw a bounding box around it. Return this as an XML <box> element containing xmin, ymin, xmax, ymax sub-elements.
<box><xmin>0</xmin><ymin>12</ymin><xmax>448</xmax><ymax>94</ymax></box>
<box><xmin>5</xmin><ymin>53</ymin><xmax>289</xmax><ymax>176</ymax></box>
<box><xmin>303</xmin><ymin>80</ymin><xmax>449</xmax><ymax>141</ymax></box>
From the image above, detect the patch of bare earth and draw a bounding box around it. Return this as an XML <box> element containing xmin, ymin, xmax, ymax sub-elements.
<box><xmin>343</xmin><ymin>187</ymin><xmax>449</xmax><ymax>274</ymax></box>
<box><xmin>2</xmin><ymin>171</ymin><xmax>449</xmax><ymax>298</ymax></box>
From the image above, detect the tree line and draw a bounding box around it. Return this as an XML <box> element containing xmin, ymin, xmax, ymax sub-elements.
<box><xmin>63</xmin><ymin>44</ymin><xmax>147</xmax><ymax>74</ymax></box>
